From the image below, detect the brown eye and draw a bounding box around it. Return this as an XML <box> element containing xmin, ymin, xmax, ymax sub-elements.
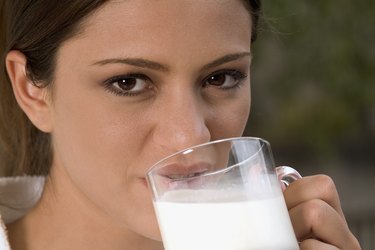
<box><xmin>204</xmin><ymin>70</ymin><xmax>247</xmax><ymax>89</ymax></box>
<box><xmin>116</xmin><ymin>78</ymin><xmax>138</xmax><ymax>91</ymax></box>
<box><xmin>104</xmin><ymin>74</ymin><xmax>152</xmax><ymax>96</ymax></box>
<box><xmin>207</xmin><ymin>74</ymin><xmax>226</xmax><ymax>86</ymax></box>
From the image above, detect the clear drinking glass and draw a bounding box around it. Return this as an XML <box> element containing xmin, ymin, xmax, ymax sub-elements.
<box><xmin>147</xmin><ymin>137</ymin><xmax>301</xmax><ymax>250</ymax></box>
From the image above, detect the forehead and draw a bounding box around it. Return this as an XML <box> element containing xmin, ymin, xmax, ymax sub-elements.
<box><xmin>59</xmin><ymin>0</ymin><xmax>251</xmax><ymax>67</ymax></box>
<box><xmin>87</xmin><ymin>0</ymin><xmax>251</xmax><ymax>29</ymax></box>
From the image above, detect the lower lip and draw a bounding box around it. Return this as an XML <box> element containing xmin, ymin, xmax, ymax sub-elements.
<box><xmin>157</xmin><ymin>162</ymin><xmax>211</xmax><ymax>178</ymax></box>
<box><xmin>140</xmin><ymin>178</ymin><xmax>149</xmax><ymax>188</ymax></box>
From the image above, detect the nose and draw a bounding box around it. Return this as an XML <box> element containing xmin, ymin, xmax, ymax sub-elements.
<box><xmin>151</xmin><ymin>87</ymin><xmax>211</xmax><ymax>153</ymax></box>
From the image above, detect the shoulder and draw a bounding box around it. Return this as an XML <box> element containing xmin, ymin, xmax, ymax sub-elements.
<box><xmin>0</xmin><ymin>176</ymin><xmax>45</xmax><ymax>224</ymax></box>
<box><xmin>0</xmin><ymin>176</ymin><xmax>45</xmax><ymax>250</ymax></box>
<box><xmin>0</xmin><ymin>214</ymin><xmax>10</xmax><ymax>250</ymax></box>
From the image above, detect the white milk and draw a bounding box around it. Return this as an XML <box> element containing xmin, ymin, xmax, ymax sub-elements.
<box><xmin>154</xmin><ymin>190</ymin><xmax>298</xmax><ymax>250</ymax></box>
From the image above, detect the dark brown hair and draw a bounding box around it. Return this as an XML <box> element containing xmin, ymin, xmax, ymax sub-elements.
<box><xmin>245</xmin><ymin>0</ymin><xmax>261</xmax><ymax>42</ymax></box>
<box><xmin>0</xmin><ymin>0</ymin><xmax>261</xmax><ymax>176</ymax></box>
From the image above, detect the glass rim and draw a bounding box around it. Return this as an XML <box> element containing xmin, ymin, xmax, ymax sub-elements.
<box><xmin>146</xmin><ymin>136</ymin><xmax>270</xmax><ymax>178</ymax></box>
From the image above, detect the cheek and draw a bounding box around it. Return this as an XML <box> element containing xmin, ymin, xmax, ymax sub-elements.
<box><xmin>50</xmin><ymin>86</ymin><xmax>161</xmax><ymax>233</ymax></box>
<box><xmin>209</xmin><ymin>86</ymin><xmax>251</xmax><ymax>139</ymax></box>
<box><xmin>51</xmin><ymin>81</ymin><xmax>150</xmax><ymax>200</ymax></box>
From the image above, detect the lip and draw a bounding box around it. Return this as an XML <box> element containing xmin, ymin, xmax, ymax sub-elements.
<box><xmin>145</xmin><ymin>162</ymin><xmax>216</xmax><ymax>196</ymax></box>
<box><xmin>155</xmin><ymin>162</ymin><xmax>212</xmax><ymax>181</ymax></box>
<box><xmin>139</xmin><ymin>177</ymin><xmax>149</xmax><ymax>187</ymax></box>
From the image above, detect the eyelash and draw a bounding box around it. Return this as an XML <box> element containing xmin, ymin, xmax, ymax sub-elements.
<box><xmin>102</xmin><ymin>69</ymin><xmax>247</xmax><ymax>97</ymax></box>
<box><xmin>202</xmin><ymin>69</ymin><xmax>247</xmax><ymax>90</ymax></box>
<box><xmin>103</xmin><ymin>73</ymin><xmax>151</xmax><ymax>97</ymax></box>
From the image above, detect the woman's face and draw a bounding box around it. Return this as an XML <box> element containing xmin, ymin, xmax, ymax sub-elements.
<box><xmin>50</xmin><ymin>0</ymin><xmax>251</xmax><ymax>240</ymax></box>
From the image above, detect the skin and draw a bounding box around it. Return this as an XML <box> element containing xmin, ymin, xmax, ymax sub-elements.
<box><xmin>5</xmin><ymin>0</ymin><xmax>360</xmax><ymax>249</ymax></box>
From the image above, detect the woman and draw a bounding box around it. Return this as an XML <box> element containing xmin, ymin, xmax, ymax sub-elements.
<box><xmin>0</xmin><ymin>0</ymin><xmax>360</xmax><ymax>249</ymax></box>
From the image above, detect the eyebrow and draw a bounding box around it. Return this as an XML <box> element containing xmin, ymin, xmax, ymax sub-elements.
<box><xmin>91</xmin><ymin>57</ymin><xmax>170</xmax><ymax>72</ymax></box>
<box><xmin>90</xmin><ymin>52</ymin><xmax>251</xmax><ymax>72</ymax></box>
<box><xmin>201</xmin><ymin>52</ymin><xmax>251</xmax><ymax>71</ymax></box>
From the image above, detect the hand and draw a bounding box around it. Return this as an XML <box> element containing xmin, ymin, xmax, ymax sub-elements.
<box><xmin>283</xmin><ymin>175</ymin><xmax>361</xmax><ymax>249</ymax></box>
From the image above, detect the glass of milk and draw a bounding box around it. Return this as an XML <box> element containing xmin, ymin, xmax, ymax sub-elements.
<box><xmin>147</xmin><ymin>137</ymin><xmax>301</xmax><ymax>250</ymax></box>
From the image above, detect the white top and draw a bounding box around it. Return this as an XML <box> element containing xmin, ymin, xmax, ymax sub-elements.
<box><xmin>0</xmin><ymin>176</ymin><xmax>45</xmax><ymax>250</ymax></box>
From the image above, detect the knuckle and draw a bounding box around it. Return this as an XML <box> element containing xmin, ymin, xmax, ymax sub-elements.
<box><xmin>302</xmin><ymin>199</ymin><xmax>328</xmax><ymax>226</ymax></box>
<box><xmin>315</xmin><ymin>174</ymin><xmax>337</xmax><ymax>200</ymax></box>
<box><xmin>347</xmin><ymin>235</ymin><xmax>362</xmax><ymax>250</ymax></box>
<box><xmin>299</xmin><ymin>239</ymin><xmax>319</xmax><ymax>249</ymax></box>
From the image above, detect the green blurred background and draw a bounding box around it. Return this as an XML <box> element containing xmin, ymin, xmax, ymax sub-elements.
<box><xmin>245</xmin><ymin>1</ymin><xmax>375</xmax><ymax>248</ymax></box>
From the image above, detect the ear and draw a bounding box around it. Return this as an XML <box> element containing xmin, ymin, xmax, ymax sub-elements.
<box><xmin>6</xmin><ymin>50</ymin><xmax>53</xmax><ymax>133</ymax></box>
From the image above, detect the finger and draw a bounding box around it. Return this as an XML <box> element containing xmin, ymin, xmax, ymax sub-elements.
<box><xmin>300</xmin><ymin>238</ymin><xmax>339</xmax><ymax>250</ymax></box>
<box><xmin>289</xmin><ymin>199</ymin><xmax>355</xmax><ymax>249</ymax></box>
<box><xmin>284</xmin><ymin>174</ymin><xmax>345</xmax><ymax>219</ymax></box>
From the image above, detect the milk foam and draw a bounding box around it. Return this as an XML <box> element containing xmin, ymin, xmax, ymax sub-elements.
<box><xmin>154</xmin><ymin>190</ymin><xmax>299</xmax><ymax>250</ymax></box>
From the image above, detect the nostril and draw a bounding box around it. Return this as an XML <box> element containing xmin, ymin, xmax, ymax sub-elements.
<box><xmin>150</xmin><ymin>97</ymin><xmax>211</xmax><ymax>152</ymax></box>
<box><xmin>152</xmin><ymin>128</ymin><xmax>211</xmax><ymax>154</ymax></box>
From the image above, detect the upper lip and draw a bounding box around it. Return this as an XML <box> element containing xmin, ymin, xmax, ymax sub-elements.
<box><xmin>156</xmin><ymin>162</ymin><xmax>211</xmax><ymax>180</ymax></box>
